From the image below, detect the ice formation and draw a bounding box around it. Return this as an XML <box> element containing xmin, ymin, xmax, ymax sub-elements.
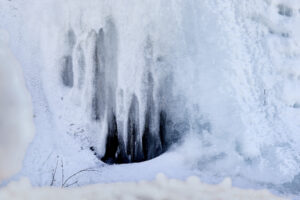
<box><xmin>1</xmin><ymin>0</ymin><xmax>300</xmax><ymax>199</ymax></box>
<box><xmin>0</xmin><ymin>30</ymin><xmax>284</xmax><ymax>200</ymax></box>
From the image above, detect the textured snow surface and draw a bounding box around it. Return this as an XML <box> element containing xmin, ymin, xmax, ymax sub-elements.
<box><xmin>1</xmin><ymin>0</ymin><xmax>300</xmax><ymax>199</ymax></box>
<box><xmin>0</xmin><ymin>175</ymin><xmax>284</xmax><ymax>200</ymax></box>
<box><xmin>0</xmin><ymin>35</ymin><xmax>284</xmax><ymax>200</ymax></box>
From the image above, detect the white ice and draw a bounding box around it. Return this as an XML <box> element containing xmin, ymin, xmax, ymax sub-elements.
<box><xmin>1</xmin><ymin>0</ymin><xmax>300</xmax><ymax>199</ymax></box>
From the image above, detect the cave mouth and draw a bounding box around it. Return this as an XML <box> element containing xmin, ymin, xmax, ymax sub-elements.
<box><xmin>60</xmin><ymin>22</ymin><xmax>178</xmax><ymax>164</ymax></box>
<box><xmin>93</xmin><ymin>109</ymin><xmax>174</xmax><ymax>165</ymax></box>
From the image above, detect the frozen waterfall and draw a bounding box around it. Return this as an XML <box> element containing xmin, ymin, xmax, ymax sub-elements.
<box><xmin>1</xmin><ymin>0</ymin><xmax>300</xmax><ymax>198</ymax></box>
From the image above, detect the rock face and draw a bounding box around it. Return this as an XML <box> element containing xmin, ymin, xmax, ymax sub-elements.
<box><xmin>0</xmin><ymin>30</ymin><xmax>35</xmax><ymax>182</ymax></box>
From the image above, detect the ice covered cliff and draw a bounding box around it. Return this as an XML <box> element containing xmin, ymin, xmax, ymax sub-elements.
<box><xmin>0</xmin><ymin>29</ymin><xmax>284</xmax><ymax>200</ymax></box>
<box><xmin>1</xmin><ymin>0</ymin><xmax>300</xmax><ymax>198</ymax></box>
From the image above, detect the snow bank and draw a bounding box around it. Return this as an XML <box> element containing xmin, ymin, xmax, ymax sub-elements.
<box><xmin>0</xmin><ymin>174</ymin><xmax>284</xmax><ymax>200</ymax></box>
<box><xmin>0</xmin><ymin>29</ymin><xmax>34</xmax><ymax>182</ymax></box>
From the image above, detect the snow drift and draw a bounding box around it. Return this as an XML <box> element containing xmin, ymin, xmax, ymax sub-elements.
<box><xmin>0</xmin><ymin>29</ymin><xmax>34</xmax><ymax>182</ymax></box>
<box><xmin>0</xmin><ymin>175</ymin><xmax>284</xmax><ymax>200</ymax></box>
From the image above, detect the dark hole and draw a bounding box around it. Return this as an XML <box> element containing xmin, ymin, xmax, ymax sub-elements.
<box><xmin>98</xmin><ymin>97</ymin><xmax>173</xmax><ymax>164</ymax></box>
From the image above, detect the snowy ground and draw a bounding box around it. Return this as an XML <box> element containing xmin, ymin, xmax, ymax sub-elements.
<box><xmin>0</xmin><ymin>175</ymin><xmax>284</xmax><ymax>200</ymax></box>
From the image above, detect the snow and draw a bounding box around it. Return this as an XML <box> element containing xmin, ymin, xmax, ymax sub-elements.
<box><xmin>0</xmin><ymin>29</ymin><xmax>34</xmax><ymax>182</ymax></box>
<box><xmin>0</xmin><ymin>0</ymin><xmax>300</xmax><ymax>199</ymax></box>
<box><xmin>0</xmin><ymin>175</ymin><xmax>284</xmax><ymax>200</ymax></box>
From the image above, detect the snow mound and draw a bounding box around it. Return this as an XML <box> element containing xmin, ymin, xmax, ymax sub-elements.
<box><xmin>0</xmin><ymin>29</ymin><xmax>34</xmax><ymax>182</ymax></box>
<box><xmin>0</xmin><ymin>174</ymin><xmax>284</xmax><ymax>200</ymax></box>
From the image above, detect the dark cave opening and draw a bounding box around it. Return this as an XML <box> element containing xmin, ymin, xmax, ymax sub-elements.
<box><xmin>60</xmin><ymin>22</ymin><xmax>177</xmax><ymax>165</ymax></box>
<box><xmin>99</xmin><ymin>107</ymin><xmax>172</xmax><ymax>164</ymax></box>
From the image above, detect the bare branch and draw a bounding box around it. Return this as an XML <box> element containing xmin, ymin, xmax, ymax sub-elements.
<box><xmin>62</xmin><ymin>168</ymin><xmax>98</xmax><ymax>187</ymax></box>
<box><xmin>61</xmin><ymin>159</ymin><xmax>64</xmax><ymax>188</ymax></box>
<box><xmin>64</xmin><ymin>181</ymin><xmax>78</xmax><ymax>188</ymax></box>
<box><xmin>50</xmin><ymin>159</ymin><xmax>59</xmax><ymax>186</ymax></box>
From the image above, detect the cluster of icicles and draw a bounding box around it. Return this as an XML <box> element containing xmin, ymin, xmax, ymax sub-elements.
<box><xmin>59</xmin><ymin>18</ymin><xmax>180</xmax><ymax>164</ymax></box>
